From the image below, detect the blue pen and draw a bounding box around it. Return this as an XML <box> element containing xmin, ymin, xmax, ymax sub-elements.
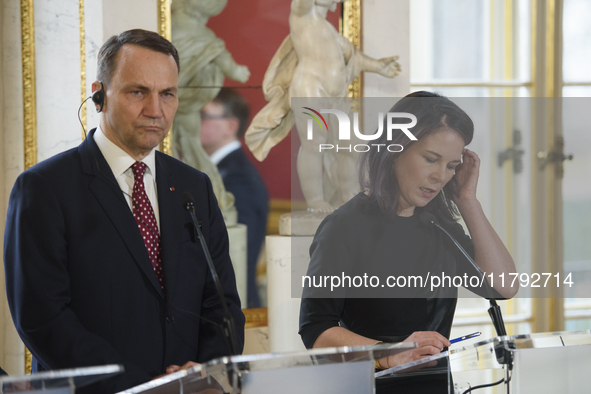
<box><xmin>450</xmin><ymin>331</ymin><xmax>481</xmax><ymax>344</ymax></box>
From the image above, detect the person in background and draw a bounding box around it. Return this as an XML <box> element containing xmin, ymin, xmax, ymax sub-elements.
<box><xmin>201</xmin><ymin>88</ymin><xmax>269</xmax><ymax>308</ymax></box>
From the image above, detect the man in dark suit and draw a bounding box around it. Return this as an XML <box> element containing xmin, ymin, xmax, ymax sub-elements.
<box><xmin>201</xmin><ymin>89</ymin><xmax>269</xmax><ymax>308</ymax></box>
<box><xmin>3</xmin><ymin>29</ymin><xmax>244</xmax><ymax>393</ymax></box>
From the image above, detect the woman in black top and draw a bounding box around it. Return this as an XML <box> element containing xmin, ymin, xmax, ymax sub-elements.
<box><xmin>299</xmin><ymin>92</ymin><xmax>518</xmax><ymax>392</ymax></box>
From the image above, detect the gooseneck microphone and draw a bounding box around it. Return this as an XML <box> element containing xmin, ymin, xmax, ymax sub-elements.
<box><xmin>420</xmin><ymin>211</ymin><xmax>513</xmax><ymax>376</ymax></box>
<box><xmin>419</xmin><ymin>212</ymin><xmax>485</xmax><ymax>279</ymax></box>
<box><xmin>419</xmin><ymin>212</ymin><xmax>508</xmax><ymax>338</ymax></box>
<box><xmin>181</xmin><ymin>192</ymin><xmax>240</xmax><ymax>356</ymax></box>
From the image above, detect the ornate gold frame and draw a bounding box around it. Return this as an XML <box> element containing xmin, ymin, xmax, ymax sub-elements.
<box><xmin>21</xmin><ymin>0</ymin><xmax>37</xmax><ymax>172</ymax></box>
<box><xmin>243</xmin><ymin>308</ymin><xmax>268</xmax><ymax>329</ymax></box>
<box><xmin>80</xmin><ymin>0</ymin><xmax>86</xmax><ymax>139</ymax></box>
<box><xmin>341</xmin><ymin>0</ymin><xmax>362</xmax><ymax>98</ymax></box>
<box><xmin>157</xmin><ymin>0</ymin><xmax>173</xmax><ymax>156</ymax></box>
<box><xmin>20</xmin><ymin>0</ymin><xmax>36</xmax><ymax>374</ymax></box>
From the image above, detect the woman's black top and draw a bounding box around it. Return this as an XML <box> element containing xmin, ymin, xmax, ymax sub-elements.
<box><xmin>298</xmin><ymin>193</ymin><xmax>480</xmax><ymax>393</ymax></box>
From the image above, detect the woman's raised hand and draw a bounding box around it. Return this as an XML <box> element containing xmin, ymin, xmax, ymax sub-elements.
<box><xmin>453</xmin><ymin>148</ymin><xmax>480</xmax><ymax>205</ymax></box>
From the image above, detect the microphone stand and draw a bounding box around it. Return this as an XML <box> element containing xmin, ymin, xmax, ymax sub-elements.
<box><xmin>419</xmin><ymin>213</ymin><xmax>514</xmax><ymax>369</ymax></box>
<box><xmin>184</xmin><ymin>199</ymin><xmax>240</xmax><ymax>356</ymax></box>
<box><xmin>488</xmin><ymin>300</ymin><xmax>507</xmax><ymax>337</ymax></box>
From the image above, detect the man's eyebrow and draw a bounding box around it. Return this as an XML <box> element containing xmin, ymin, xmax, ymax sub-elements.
<box><xmin>123</xmin><ymin>83</ymin><xmax>149</xmax><ymax>90</ymax></box>
<box><xmin>425</xmin><ymin>150</ymin><xmax>462</xmax><ymax>163</ymax></box>
<box><xmin>122</xmin><ymin>84</ymin><xmax>177</xmax><ymax>92</ymax></box>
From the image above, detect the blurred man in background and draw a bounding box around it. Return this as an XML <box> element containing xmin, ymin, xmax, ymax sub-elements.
<box><xmin>201</xmin><ymin>88</ymin><xmax>269</xmax><ymax>308</ymax></box>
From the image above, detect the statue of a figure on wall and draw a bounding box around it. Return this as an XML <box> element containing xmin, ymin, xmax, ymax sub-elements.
<box><xmin>245</xmin><ymin>0</ymin><xmax>400</xmax><ymax>213</ymax></box>
<box><xmin>172</xmin><ymin>0</ymin><xmax>250</xmax><ymax>221</ymax></box>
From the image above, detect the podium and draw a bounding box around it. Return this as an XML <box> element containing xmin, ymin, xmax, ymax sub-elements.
<box><xmin>5</xmin><ymin>331</ymin><xmax>588</xmax><ymax>393</ymax></box>
<box><xmin>117</xmin><ymin>343</ymin><xmax>415</xmax><ymax>394</ymax></box>
<box><xmin>377</xmin><ymin>329</ymin><xmax>591</xmax><ymax>393</ymax></box>
<box><xmin>0</xmin><ymin>365</ymin><xmax>123</xmax><ymax>393</ymax></box>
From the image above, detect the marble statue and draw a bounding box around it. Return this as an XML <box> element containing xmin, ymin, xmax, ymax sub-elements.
<box><xmin>245</xmin><ymin>0</ymin><xmax>401</xmax><ymax>213</ymax></box>
<box><xmin>172</xmin><ymin>0</ymin><xmax>250</xmax><ymax>221</ymax></box>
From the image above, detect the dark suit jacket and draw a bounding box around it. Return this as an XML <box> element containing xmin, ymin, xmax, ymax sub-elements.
<box><xmin>217</xmin><ymin>147</ymin><xmax>268</xmax><ymax>308</ymax></box>
<box><xmin>3</xmin><ymin>129</ymin><xmax>244</xmax><ymax>393</ymax></box>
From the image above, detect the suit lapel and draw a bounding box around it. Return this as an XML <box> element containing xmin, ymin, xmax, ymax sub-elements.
<box><xmin>79</xmin><ymin>130</ymin><xmax>165</xmax><ymax>299</ymax></box>
<box><xmin>155</xmin><ymin>152</ymin><xmax>183</xmax><ymax>301</ymax></box>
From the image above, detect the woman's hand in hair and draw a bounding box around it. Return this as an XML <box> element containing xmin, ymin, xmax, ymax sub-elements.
<box><xmin>453</xmin><ymin>148</ymin><xmax>480</xmax><ymax>206</ymax></box>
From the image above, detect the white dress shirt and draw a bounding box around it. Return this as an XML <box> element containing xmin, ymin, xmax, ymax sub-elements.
<box><xmin>94</xmin><ymin>126</ymin><xmax>160</xmax><ymax>232</ymax></box>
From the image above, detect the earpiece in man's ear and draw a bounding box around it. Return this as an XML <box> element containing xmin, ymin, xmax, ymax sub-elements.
<box><xmin>91</xmin><ymin>82</ymin><xmax>105</xmax><ymax>113</ymax></box>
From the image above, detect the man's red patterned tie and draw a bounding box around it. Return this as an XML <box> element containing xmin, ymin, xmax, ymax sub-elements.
<box><xmin>131</xmin><ymin>162</ymin><xmax>164</xmax><ymax>291</ymax></box>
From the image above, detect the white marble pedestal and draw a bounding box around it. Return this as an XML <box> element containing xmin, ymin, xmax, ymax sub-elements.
<box><xmin>227</xmin><ymin>224</ymin><xmax>247</xmax><ymax>308</ymax></box>
<box><xmin>266</xmin><ymin>211</ymin><xmax>328</xmax><ymax>352</ymax></box>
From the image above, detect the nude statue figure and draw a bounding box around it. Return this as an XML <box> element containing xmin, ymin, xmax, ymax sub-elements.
<box><xmin>245</xmin><ymin>0</ymin><xmax>401</xmax><ymax>212</ymax></box>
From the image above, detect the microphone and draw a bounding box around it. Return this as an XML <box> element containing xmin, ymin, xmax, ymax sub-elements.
<box><xmin>181</xmin><ymin>192</ymin><xmax>240</xmax><ymax>356</ymax></box>
<box><xmin>419</xmin><ymin>212</ymin><xmax>508</xmax><ymax>339</ymax></box>
<box><xmin>419</xmin><ymin>212</ymin><xmax>485</xmax><ymax>279</ymax></box>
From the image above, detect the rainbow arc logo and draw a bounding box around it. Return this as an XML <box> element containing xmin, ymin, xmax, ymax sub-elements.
<box><xmin>302</xmin><ymin>107</ymin><xmax>328</xmax><ymax>131</ymax></box>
